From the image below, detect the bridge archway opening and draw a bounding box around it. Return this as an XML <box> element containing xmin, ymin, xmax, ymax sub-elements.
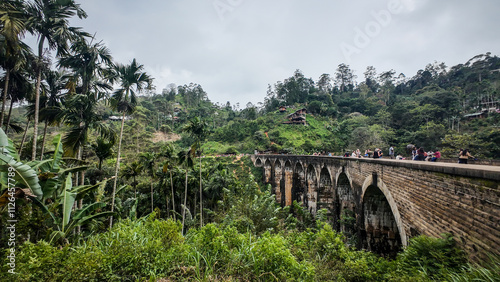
<box><xmin>362</xmin><ymin>185</ymin><xmax>402</xmax><ymax>258</ymax></box>
<box><xmin>255</xmin><ymin>158</ymin><xmax>262</xmax><ymax>166</ymax></box>
<box><xmin>318</xmin><ymin>167</ymin><xmax>333</xmax><ymax>217</ymax></box>
<box><xmin>335</xmin><ymin>173</ymin><xmax>356</xmax><ymax>238</ymax></box>
<box><xmin>293</xmin><ymin>163</ymin><xmax>305</xmax><ymax>205</ymax></box>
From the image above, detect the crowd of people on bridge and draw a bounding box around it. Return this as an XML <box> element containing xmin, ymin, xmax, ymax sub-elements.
<box><xmin>257</xmin><ymin>146</ymin><xmax>475</xmax><ymax>164</ymax></box>
<box><xmin>339</xmin><ymin>145</ymin><xmax>474</xmax><ymax>164</ymax></box>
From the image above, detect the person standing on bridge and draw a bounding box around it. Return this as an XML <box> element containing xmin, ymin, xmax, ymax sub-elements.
<box><xmin>389</xmin><ymin>145</ymin><xmax>395</xmax><ymax>159</ymax></box>
<box><xmin>458</xmin><ymin>149</ymin><xmax>474</xmax><ymax>164</ymax></box>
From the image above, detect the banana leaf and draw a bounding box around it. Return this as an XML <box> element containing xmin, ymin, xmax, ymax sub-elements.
<box><xmin>51</xmin><ymin>134</ymin><xmax>64</xmax><ymax>172</ymax></box>
<box><xmin>0</xmin><ymin>154</ymin><xmax>43</xmax><ymax>198</ymax></box>
<box><xmin>61</xmin><ymin>173</ymin><xmax>76</xmax><ymax>232</ymax></box>
<box><xmin>0</xmin><ymin>128</ymin><xmax>19</xmax><ymax>161</ymax></box>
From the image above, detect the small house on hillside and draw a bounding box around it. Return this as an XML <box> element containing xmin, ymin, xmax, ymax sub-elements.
<box><xmin>279</xmin><ymin>106</ymin><xmax>286</xmax><ymax>113</ymax></box>
<box><xmin>283</xmin><ymin>108</ymin><xmax>307</xmax><ymax>125</ymax></box>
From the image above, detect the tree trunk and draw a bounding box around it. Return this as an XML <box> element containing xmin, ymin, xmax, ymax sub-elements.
<box><xmin>78</xmin><ymin>148</ymin><xmax>85</xmax><ymax>233</ymax></box>
<box><xmin>5</xmin><ymin>98</ymin><xmax>14</xmax><ymax>134</ymax></box>
<box><xmin>181</xmin><ymin>169</ymin><xmax>188</xmax><ymax>235</ymax></box>
<box><xmin>32</xmin><ymin>67</ymin><xmax>42</xmax><ymax>161</ymax></box>
<box><xmin>40</xmin><ymin>120</ymin><xmax>49</xmax><ymax>160</ymax></box>
<box><xmin>199</xmin><ymin>154</ymin><xmax>203</xmax><ymax>227</ymax></box>
<box><xmin>1</xmin><ymin>69</ymin><xmax>10</xmax><ymax>129</ymax></box>
<box><xmin>110</xmin><ymin>111</ymin><xmax>126</xmax><ymax>228</ymax></box>
<box><xmin>170</xmin><ymin>171</ymin><xmax>175</xmax><ymax>219</ymax></box>
<box><xmin>19</xmin><ymin>119</ymin><xmax>31</xmax><ymax>155</ymax></box>
<box><xmin>151</xmin><ymin>181</ymin><xmax>154</xmax><ymax>213</ymax></box>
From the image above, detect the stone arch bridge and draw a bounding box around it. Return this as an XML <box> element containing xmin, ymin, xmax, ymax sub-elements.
<box><xmin>251</xmin><ymin>154</ymin><xmax>500</xmax><ymax>260</ymax></box>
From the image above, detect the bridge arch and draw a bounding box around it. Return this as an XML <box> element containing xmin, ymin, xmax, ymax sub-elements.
<box><xmin>255</xmin><ymin>158</ymin><xmax>263</xmax><ymax>167</ymax></box>
<box><xmin>361</xmin><ymin>175</ymin><xmax>406</xmax><ymax>257</ymax></box>
<box><xmin>335</xmin><ymin>171</ymin><xmax>357</xmax><ymax>237</ymax></box>
<box><xmin>318</xmin><ymin>166</ymin><xmax>334</xmax><ymax>217</ymax></box>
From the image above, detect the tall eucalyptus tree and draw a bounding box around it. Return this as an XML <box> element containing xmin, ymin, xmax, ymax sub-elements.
<box><xmin>109</xmin><ymin>58</ymin><xmax>152</xmax><ymax>227</ymax></box>
<box><xmin>25</xmin><ymin>0</ymin><xmax>88</xmax><ymax>161</ymax></box>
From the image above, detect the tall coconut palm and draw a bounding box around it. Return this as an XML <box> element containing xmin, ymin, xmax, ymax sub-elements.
<box><xmin>183</xmin><ymin>116</ymin><xmax>209</xmax><ymax>227</ymax></box>
<box><xmin>109</xmin><ymin>58</ymin><xmax>152</xmax><ymax>228</ymax></box>
<box><xmin>25</xmin><ymin>0</ymin><xmax>89</xmax><ymax>161</ymax></box>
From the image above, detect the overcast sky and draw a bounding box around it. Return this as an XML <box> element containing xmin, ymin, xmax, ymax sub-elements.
<box><xmin>62</xmin><ymin>0</ymin><xmax>500</xmax><ymax>106</ymax></box>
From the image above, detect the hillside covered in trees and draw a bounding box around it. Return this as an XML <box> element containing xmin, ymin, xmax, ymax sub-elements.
<box><xmin>1</xmin><ymin>0</ymin><xmax>499</xmax><ymax>281</ymax></box>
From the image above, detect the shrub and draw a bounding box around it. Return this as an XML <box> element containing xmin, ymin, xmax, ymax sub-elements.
<box><xmin>396</xmin><ymin>233</ymin><xmax>467</xmax><ymax>279</ymax></box>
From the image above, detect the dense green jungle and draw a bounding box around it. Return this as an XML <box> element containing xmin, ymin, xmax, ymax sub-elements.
<box><xmin>1</xmin><ymin>0</ymin><xmax>500</xmax><ymax>281</ymax></box>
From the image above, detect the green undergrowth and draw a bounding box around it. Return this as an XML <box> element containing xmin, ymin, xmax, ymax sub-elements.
<box><xmin>2</xmin><ymin>213</ymin><xmax>497</xmax><ymax>281</ymax></box>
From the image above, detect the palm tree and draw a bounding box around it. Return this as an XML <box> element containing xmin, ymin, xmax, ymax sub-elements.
<box><xmin>140</xmin><ymin>151</ymin><xmax>157</xmax><ymax>213</ymax></box>
<box><xmin>178</xmin><ymin>147</ymin><xmax>194</xmax><ymax>235</ymax></box>
<box><xmin>38</xmin><ymin>69</ymin><xmax>66</xmax><ymax>159</ymax></box>
<box><xmin>58</xmin><ymin>36</ymin><xmax>115</xmax><ymax>199</ymax></box>
<box><xmin>161</xmin><ymin>143</ymin><xmax>177</xmax><ymax>218</ymax></box>
<box><xmin>58</xmin><ymin>36</ymin><xmax>114</xmax><ymax>99</ymax></box>
<box><xmin>0</xmin><ymin>0</ymin><xmax>28</xmax><ymax>128</ymax></box>
<box><xmin>92</xmin><ymin>137</ymin><xmax>114</xmax><ymax>170</ymax></box>
<box><xmin>25</xmin><ymin>0</ymin><xmax>89</xmax><ymax>161</ymax></box>
<box><xmin>2</xmin><ymin>67</ymin><xmax>33</xmax><ymax>134</ymax></box>
<box><xmin>183</xmin><ymin>117</ymin><xmax>209</xmax><ymax>227</ymax></box>
<box><xmin>121</xmin><ymin>161</ymin><xmax>142</xmax><ymax>198</ymax></box>
<box><xmin>109</xmin><ymin>58</ymin><xmax>152</xmax><ymax>227</ymax></box>
<box><xmin>61</xmin><ymin>94</ymin><xmax>115</xmax><ymax>158</ymax></box>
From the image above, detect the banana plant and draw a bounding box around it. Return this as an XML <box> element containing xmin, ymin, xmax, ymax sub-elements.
<box><xmin>30</xmin><ymin>174</ymin><xmax>114</xmax><ymax>244</ymax></box>
<box><xmin>0</xmin><ymin>128</ymin><xmax>42</xmax><ymax>199</ymax></box>
<box><xmin>0</xmin><ymin>128</ymin><xmax>114</xmax><ymax>244</ymax></box>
